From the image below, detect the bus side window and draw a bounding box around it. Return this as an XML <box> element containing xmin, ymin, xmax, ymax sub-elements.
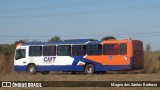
<box><xmin>72</xmin><ymin>45</ymin><xmax>86</xmax><ymax>56</ymax></box>
<box><xmin>29</xmin><ymin>46</ymin><xmax>42</xmax><ymax>56</ymax></box>
<box><xmin>87</xmin><ymin>44</ymin><xmax>102</xmax><ymax>55</ymax></box>
<box><xmin>57</xmin><ymin>45</ymin><xmax>71</xmax><ymax>56</ymax></box>
<box><xmin>15</xmin><ymin>49</ymin><xmax>26</xmax><ymax>60</ymax></box>
<box><xmin>43</xmin><ymin>46</ymin><xmax>56</xmax><ymax>56</ymax></box>
<box><xmin>120</xmin><ymin>43</ymin><xmax>127</xmax><ymax>55</ymax></box>
<box><xmin>103</xmin><ymin>44</ymin><xmax>119</xmax><ymax>55</ymax></box>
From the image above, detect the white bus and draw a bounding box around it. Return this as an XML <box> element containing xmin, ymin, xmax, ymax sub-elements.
<box><xmin>14</xmin><ymin>39</ymin><xmax>144</xmax><ymax>75</ymax></box>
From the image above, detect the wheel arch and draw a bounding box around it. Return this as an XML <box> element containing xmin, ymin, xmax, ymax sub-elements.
<box><xmin>27</xmin><ymin>63</ymin><xmax>36</xmax><ymax>70</ymax></box>
<box><xmin>84</xmin><ymin>63</ymin><xmax>95</xmax><ymax>71</ymax></box>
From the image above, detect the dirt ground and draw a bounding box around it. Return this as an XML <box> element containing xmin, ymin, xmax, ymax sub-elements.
<box><xmin>0</xmin><ymin>73</ymin><xmax>160</xmax><ymax>81</ymax></box>
<box><xmin>0</xmin><ymin>73</ymin><xmax>160</xmax><ymax>90</ymax></box>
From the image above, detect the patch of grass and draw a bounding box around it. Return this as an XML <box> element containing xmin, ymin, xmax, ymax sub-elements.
<box><xmin>143</xmin><ymin>51</ymin><xmax>160</xmax><ymax>73</ymax></box>
<box><xmin>0</xmin><ymin>44</ymin><xmax>15</xmax><ymax>75</ymax></box>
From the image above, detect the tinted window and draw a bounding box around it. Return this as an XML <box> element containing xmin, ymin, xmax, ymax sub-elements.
<box><xmin>87</xmin><ymin>44</ymin><xmax>102</xmax><ymax>55</ymax></box>
<box><xmin>57</xmin><ymin>45</ymin><xmax>71</xmax><ymax>56</ymax></box>
<box><xmin>43</xmin><ymin>46</ymin><xmax>56</xmax><ymax>56</ymax></box>
<box><xmin>120</xmin><ymin>43</ymin><xmax>127</xmax><ymax>55</ymax></box>
<box><xmin>15</xmin><ymin>49</ymin><xmax>26</xmax><ymax>60</ymax></box>
<box><xmin>103</xmin><ymin>44</ymin><xmax>119</xmax><ymax>55</ymax></box>
<box><xmin>29</xmin><ymin>46</ymin><xmax>42</xmax><ymax>56</ymax></box>
<box><xmin>72</xmin><ymin>45</ymin><xmax>86</xmax><ymax>56</ymax></box>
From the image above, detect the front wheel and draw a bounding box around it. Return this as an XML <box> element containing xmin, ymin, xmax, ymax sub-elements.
<box><xmin>85</xmin><ymin>64</ymin><xmax>95</xmax><ymax>75</ymax></box>
<box><xmin>28</xmin><ymin>64</ymin><xmax>37</xmax><ymax>75</ymax></box>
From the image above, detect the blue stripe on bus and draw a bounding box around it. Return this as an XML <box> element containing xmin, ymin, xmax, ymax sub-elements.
<box><xmin>14</xmin><ymin>57</ymin><xmax>137</xmax><ymax>72</ymax></box>
<box><xmin>14</xmin><ymin>65</ymin><xmax>132</xmax><ymax>72</ymax></box>
<box><xmin>71</xmin><ymin>56</ymin><xmax>102</xmax><ymax>66</ymax></box>
<box><xmin>36</xmin><ymin>65</ymin><xmax>84</xmax><ymax>71</ymax></box>
<box><xmin>14</xmin><ymin>65</ymin><xmax>27</xmax><ymax>71</ymax></box>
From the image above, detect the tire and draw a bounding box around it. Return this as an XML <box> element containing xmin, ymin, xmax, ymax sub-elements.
<box><xmin>85</xmin><ymin>64</ymin><xmax>95</xmax><ymax>74</ymax></box>
<box><xmin>28</xmin><ymin>64</ymin><xmax>37</xmax><ymax>75</ymax></box>
<box><xmin>42</xmin><ymin>71</ymin><xmax>49</xmax><ymax>75</ymax></box>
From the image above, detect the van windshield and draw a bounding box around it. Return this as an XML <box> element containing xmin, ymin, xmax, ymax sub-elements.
<box><xmin>15</xmin><ymin>49</ymin><xmax>26</xmax><ymax>60</ymax></box>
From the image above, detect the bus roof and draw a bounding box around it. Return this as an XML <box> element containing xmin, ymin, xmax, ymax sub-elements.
<box><xmin>21</xmin><ymin>39</ymin><xmax>101</xmax><ymax>46</ymax></box>
<box><xmin>18</xmin><ymin>39</ymin><xmax>142</xmax><ymax>46</ymax></box>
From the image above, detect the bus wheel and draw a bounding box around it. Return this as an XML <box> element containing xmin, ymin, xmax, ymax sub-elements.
<box><xmin>28</xmin><ymin>64</ymin><xmax>37</xmax><ymax>75</ymax></box>
<box><xmin>42</xmin><ymin>71</ymin><xmax>49</xmax><ymax>75</ymax></box>
<box><xmin>85</xmin><ymin>64</ymin><xmax>95</xmax><ymax>75</ymax></box>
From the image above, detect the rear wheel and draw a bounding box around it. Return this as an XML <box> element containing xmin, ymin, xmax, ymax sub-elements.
<box><xmin>85</xmin><ymin>64</ymin><xmax>95</xmax><ymax>74</ymax></box>
<box><xmin>28</xmin><ymin>64</ymin><xmax>37</xmax><ymax>75</ymax></box>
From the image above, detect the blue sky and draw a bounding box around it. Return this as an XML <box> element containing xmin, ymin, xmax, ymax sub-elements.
<box><xmin>0</xmin><ymin>0</ymin><xmax>160</xmax><ymax>50</ymax></box>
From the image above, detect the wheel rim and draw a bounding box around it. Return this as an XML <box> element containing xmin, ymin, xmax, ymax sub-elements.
<box><xmin>88</xmin><ymin>67</ymin><xmax>92</xmax><ymax>73</ymax></box>
<box><xmin>30</xmin><ymin>67</ymin><xmax>35</xmax><ymax>73</ymax></box>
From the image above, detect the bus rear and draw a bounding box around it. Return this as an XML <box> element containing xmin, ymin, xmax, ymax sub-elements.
<box><xmin>131</xmin><ymin>40</ymin><xmax>144</xmax><ymax>70</ymax></box>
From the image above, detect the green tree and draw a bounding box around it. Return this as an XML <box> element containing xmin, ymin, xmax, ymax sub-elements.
<box><xmin>101</xmin><ymin>36</ymin><xmax>116</xmax><ymax>41</ymax></box>
<box><xmin>49</xmin><ymin>35</ymin><xmax>61</xmax><ymax>42</ymax></box>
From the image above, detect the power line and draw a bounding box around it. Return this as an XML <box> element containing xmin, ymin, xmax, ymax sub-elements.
<box><xmin>0</xmin><ymin>31</ymin><xmax>160</xmax><ymax>38</ymax></box>
<box><xmin>0</xmin><ymin>4</ymin><xmax>160</xmax><ymax>19</ymax></box>
<box><xmin>1</xmin><ymin>0</ymin><xmax>157</xmax><ymax>13</ymax></box>
<box><xmin>0</xmin><ymin>0</ymin><xmax>103</xmax><ymax>13</ymax></box>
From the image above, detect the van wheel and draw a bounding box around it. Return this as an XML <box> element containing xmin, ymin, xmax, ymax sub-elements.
<box><xmin>42</xmin><ymin>71</ymin><xmax>49</xmax><ymax>75</ymax></box>
<box><xmin>85</xmin><ymin>64</ymin><xmax>95</xmax><ymax>74</ymax></box>
<box><xmin>28</xmin><ymin>65</ymin><xmax>37</xmax><ymax>75</ymax></box>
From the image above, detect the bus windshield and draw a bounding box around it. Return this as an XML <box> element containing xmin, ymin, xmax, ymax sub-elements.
<box><xmin>15</xmin><ymin>49</ymin><xmax>26</xmax><ymax>60</ymax></box>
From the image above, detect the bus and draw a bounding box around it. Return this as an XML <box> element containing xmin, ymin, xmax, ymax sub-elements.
<box><xmin>14</xmin><ymin>39</ymin><xmax>144</xmax><ymax>75</ymax></box>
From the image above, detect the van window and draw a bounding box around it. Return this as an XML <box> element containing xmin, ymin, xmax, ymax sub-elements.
<box><xmin>43</xmin><ymin>46</ymin><xmax>56</xmax><ymax>56</ymax></box>
<box><xmin>29</xmin><ymin>46</ymin><xmax>42</xmax><ymax>56</ymax></box>
<box><xmin>57</xmin><ymin>45</ymin><xmax>71</xmax><ymax>56</ymax></box>
<box><xmin>72</xmin><ymin>45</ymin><xmax>86</xmax><ymax>56</ymax></box>
<box><xmin>15</xmin><ymin>49</ymin><xmax>26</xmax><ymax>60</ymax></box>
<box><xmin>87</xmin><ymin>44</ymin><xmax>102</xmax><ymax>55</ymax></box>
<box><xmin>103</xmin><ymin>44</ymin><xmax>119</xmax><ymax>55</ymax></box>
<box><xmin>120</xmin><ymin>43</ymin><xmax>127</xmax><ymax>55</ymax></box>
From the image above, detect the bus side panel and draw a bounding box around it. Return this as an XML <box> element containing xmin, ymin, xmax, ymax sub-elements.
<box><xmin>14</xmin><ymin>66</ymin><xmax>27</xmax><ymax>71</ymax></box>
<box><xmin>85</xmin><ymin>56</ymin><xmax>133</xmax><ymax>71</ymax></box>
<box><xmin>36</xmin><ymin>65</ymin><xmax>84</xmax><ymax>71</ymax></box>
<box><xmin>94</xmin><ymin>65</ymin><xmax>132</xmax><ymax>71</ymax></box>
<box><xmin>85</xmin><ymin>41</ymin><xmax>132</xmax><ymax>67</ymax></box>
<box><xmin>85</xmin><ymin>40</ymin><xmax>142</xmax><ymax>71</ymax></box>
<box><xmin>36</xmin><ymin>56</ymin><xmax>102</xmax><ymax>71</ymax></box>
<box><xmin>75</xmin><ymin>56</ymin><xmax>133</xmax><ymax>71</ymax></box>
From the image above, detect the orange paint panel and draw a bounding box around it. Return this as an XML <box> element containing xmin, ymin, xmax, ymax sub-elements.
<box><xmin>85</xmin><ymin>56</ymin><xmax>107</xmax><ymax>65</ymax></box>
<box><xmin>85</xmin><ymin>55</ymin><xmax>130</xmax><ymax>65</ymax></box>
<box><xmin>103</xmin><ymin>55</ymin><xmax>130</xmax><ymax>65</ymax></box>
<box><xmin>17</xmin><ymin>43</ymin><xmax>22</xmax><ymax>46</ymax></box>
<box><xmin>100</xmin><ymin>39</ymin><xmax>133</xmax><ymax>65</ymax></box>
